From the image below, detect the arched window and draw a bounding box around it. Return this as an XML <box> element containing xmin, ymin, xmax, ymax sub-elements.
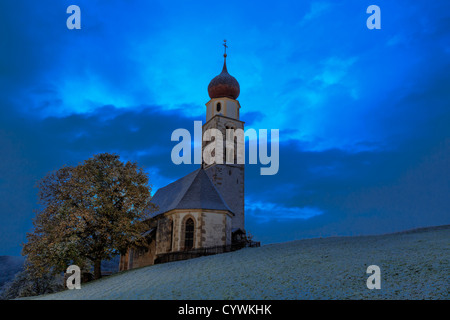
<box><xmin>184</xmin><ymin>218</ymin><xmax>194</xmax><ymax>250</ymax></box>
<box><xmin>216</xmin><ymin>102</ymin><xmax>221</xmax><ymax>112</ymax></box>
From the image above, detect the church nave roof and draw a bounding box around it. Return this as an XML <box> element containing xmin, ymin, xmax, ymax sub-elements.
<box><xmin>145</xmin><ymin>168</ymin><xmax>233</xmax><ymax>219</ymax></box>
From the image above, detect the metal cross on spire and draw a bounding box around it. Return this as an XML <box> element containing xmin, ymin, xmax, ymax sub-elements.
<box><xmin>223</xmin><ymin>39</ymin><xmax>228</xmax><ymax>58</ymax></box>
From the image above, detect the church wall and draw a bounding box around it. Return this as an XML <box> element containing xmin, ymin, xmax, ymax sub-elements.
<box><xmin>128</xmin><ymin>240</ymin><xmax>157</xmax><ymax>269</ymax></box>
<box><xmin>225</xmin><ymin>214</ymin><xmax>232</xmax><ymax>245</ymax></box>
<box><xmin>224</xmin><ymin>100</ymin><xmax>238</xmax><ymax>119</ymax></box>
<box><xmin>171</xmin><ymin>210</ymin><xmax>232</xmax><ymax>251</ymax></box>
<box><xmin>206</xmin><ymin>98</ymin><xmax>240</xmax><ymax>122</ymax></box>
<box><xmin>119</xmin><ymin>251</ymin><xmax>129</xmax><ymax>271</ymax></box>
<box><xmin>205</xmin><ymin>164</ymin><xmax>245</xmax><ymax>231</ymax></box>
<box><xmin>206</xmin><ymin>101</ymin><xmax>213</xmax><ymax>121</ymax></box>
<box><xmin>203</xmin><ymin>114</ymin><xmax>245</xmax><ymax>232</ymax></box>
<box><xmin>201</xmin><ymin>211</ymin><xmax>230</xmax><ymax>247</ymax></box>
<box><xmin>155</xmin><ymin>216</ymin><xmax>174</xmax><ymax>255</ymax></box>
<box><xmin>119</xmin><ymin>209</ymin><xmax>234</xmax><ymax>271</ymax></box>
<box><xmin>119</xmin><ymin>237</ymin><xmax>157</xmax><ymax>271</ymax></box>
<box><xmin>172</xmin><ymin>211</ymin><xmax>202</xmax><ymax>251</ymax></box>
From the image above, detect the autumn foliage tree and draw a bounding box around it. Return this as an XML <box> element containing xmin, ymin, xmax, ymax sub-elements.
<box><xmin>22</xmin><ymin>153</ymin><xmax>153</xmax><ymax>279</ymax></box>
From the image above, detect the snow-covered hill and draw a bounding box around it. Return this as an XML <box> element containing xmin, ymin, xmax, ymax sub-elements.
<box><xmin>31</xmin><ymin>225</ymin><xmax>449</xmax><ymax>300</ymax></box>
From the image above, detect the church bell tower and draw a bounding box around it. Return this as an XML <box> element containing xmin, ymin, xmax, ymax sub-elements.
<box><xmin>203</xmin><ymin>40</ymin><xmax>245</xmax><ymax>232</ymax></box>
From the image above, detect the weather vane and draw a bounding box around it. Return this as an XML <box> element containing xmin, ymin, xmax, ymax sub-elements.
<box><xmin>223</xmin><ymin>39</ymin><xmax>228</xmax><ymax>58</ymax></box>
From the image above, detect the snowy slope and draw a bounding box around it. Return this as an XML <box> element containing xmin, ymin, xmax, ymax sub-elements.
<box><xmin>31</xmin><ymin>226</ymin><xmax>449</xmax><ymax>300</ymax></box>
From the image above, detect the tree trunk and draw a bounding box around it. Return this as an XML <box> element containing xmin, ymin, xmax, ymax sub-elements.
<box><xmin>94</xmin><ymin>260</ymin><xmax>102</xmax><ymax>280</ymax></box>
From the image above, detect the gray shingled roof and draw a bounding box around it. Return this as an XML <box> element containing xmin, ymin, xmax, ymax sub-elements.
<box><xmin>144</xmin><ymin>168</ymin><xmax>233</xmax><ymax>219</ymax></box>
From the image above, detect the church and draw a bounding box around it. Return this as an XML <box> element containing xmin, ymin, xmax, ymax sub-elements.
<box><xmin>119</xmin><ymin>43</ymin><xmax>252</xmax><ymax>271</ymax></box>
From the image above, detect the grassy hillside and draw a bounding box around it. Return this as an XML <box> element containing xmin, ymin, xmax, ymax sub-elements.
<box><xmin>31</xmin><ymin>226</ymin><xmax>449</xmax><ymax>300</ymax></box>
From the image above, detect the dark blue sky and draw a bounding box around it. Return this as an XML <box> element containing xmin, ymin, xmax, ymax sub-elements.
<box><xmin>1</xmin><ymin>0</ymin><xmax>449</xmax><ymax>255</ymax></box>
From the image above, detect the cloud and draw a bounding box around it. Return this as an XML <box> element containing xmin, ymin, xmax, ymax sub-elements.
<box><xmin>247</xmin><ymin>200</ymin><xmax>324</xmax><ymax>223</ymax></box>
<box><xmin>299</xmin><ymin>1</ymin><xmax>332</xmax><ymax>26</ymax></box>
<box><xmin>0</xmin><ymin>102</ymin><xmax>202</xmax><ymax>254</ymax></box>
<box><xmin>313</xmin><ymin>56</ymin><xmax>358</xmax><ymax>88</ymax></box>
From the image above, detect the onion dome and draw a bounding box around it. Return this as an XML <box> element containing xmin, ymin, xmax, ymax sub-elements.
<box><xmin>208</xmin><ymin>41</ymin><xmax>240</xmax><ymax>100</ymax></box>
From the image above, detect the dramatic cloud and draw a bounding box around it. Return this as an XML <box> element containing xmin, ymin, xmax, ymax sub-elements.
<box><xmin>0</xmin><ymin>0</ymin><xmax>449</xmax><ymax>255</ymax></box>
